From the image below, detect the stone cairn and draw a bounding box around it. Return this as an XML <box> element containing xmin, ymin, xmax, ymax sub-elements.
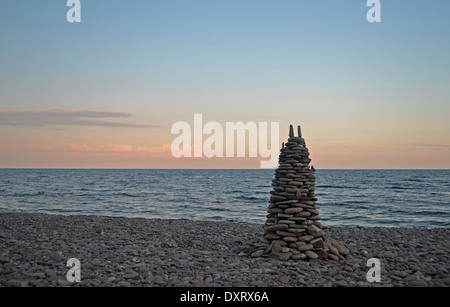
<box><xmin>251</xmin><ymin>125</ymin><xmax>349</xmax><ymax>261</ymax></box>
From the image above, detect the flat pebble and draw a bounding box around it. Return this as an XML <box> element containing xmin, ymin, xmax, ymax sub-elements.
<box><xmin>0</xmin><ymin>212</ymin><xmax>448</xmax><ymax>287</ymax></box>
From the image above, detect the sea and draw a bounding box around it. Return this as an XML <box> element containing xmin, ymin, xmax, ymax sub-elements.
<box><xmin>0</xmin><ymin>169</ymin><xmax>449</xmax><ymax>228</ymax></box>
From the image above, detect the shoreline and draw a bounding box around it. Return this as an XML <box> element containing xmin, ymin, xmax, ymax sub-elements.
<box><xmin>0</xmin><ymin>212</ymin><xmax>449</xmax><ymax>287</ymax></box>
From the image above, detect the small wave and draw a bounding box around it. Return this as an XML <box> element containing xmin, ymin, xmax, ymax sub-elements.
<box><xmin>340</xmin><ymin>214</ymin><xmax>369</xmax><ymax>220</ymax></box>
<box><xmin>432</xmin><ymin>191</ymin><xmax>450</xmax><ymax>195</ymax></box>
<box><xmin>389</xmin><ymin>186</ymin><xmax>414</xmax><ymax>190</ymax></box>
<box><xmin>206</xmin><ymin>207</ymin><xmax>227</xmax><ymax>212</ymax></box>
<box><xmin>206</xmin><ymin>200</ymin><xmax>222</xmax><ymax>204</ymax></box>
<box><xmin>427</xmin><ymin>220</ymin><xmax>450</xmax><ymax>227</ymax></box>
<box><xmin>255</xmin><ymin>185</ymin><xmax>271</xmax><ymax>189</ymax></box>
<box><xmin>316</xmin><ymin>185</ymin><xmax>355</xmax><ymax>189</ymax></box>
<box><xmin>319</xmin><ymin>201</ymin><xmax>370</xmax><ymax>208</ymax></box>
<box><xmin>210</xmin><ymin>215</ymin><xmax>223</xmax><ymax>220</ymax></box>
<box><xmin>401</xmin><ymin>210</ymin><xmax>450</xmax><ymax>217</ymax></box>
<box><xmin>403</xmin><ymin>179</ymin><xmax>424</xmax><ymax>183</ymax></box>
<box><xmin>227</xmin><ymin>190</ymin><xmax>243</xmax><ymax>193</ymax></box>
<box><xmin>13</xmin><ymin>191</ymin><xmax>45</xmax><ymax>197</ymax></box>
<box><xmin>254</xmin><ymin>190</ymin><xmax>270</xmax><ymax>194</ymax></box>
<box><xmin>119</xmin><ymin>192</ymin><xmax>140</xmax><ymax>198</ymax></box>
<box><xmin>317</xmin><ymin>185</ymin><xmax>340</xmax><ymax>188</ymax></box>
<box><xmin>225</xmin><ymin>218</ymin><xmax>240</xmax><ymax>223</ymax></box>
<box><xmin>239</xmin><ymin>196</ymin><xmax>263</xmax><ymax>201</ymax></box>
<box><xmin>341</xmin><ymin>199</ymin><xmax>371</xmax><ymax>205</ymax></box>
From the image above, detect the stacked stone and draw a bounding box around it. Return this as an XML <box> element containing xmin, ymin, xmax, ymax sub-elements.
<box><xmin>252</xmin><ymin>125</ymin><xmax>349</xmax><ymax>261</ymax></box>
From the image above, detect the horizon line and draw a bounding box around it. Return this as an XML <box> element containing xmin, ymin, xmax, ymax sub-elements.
<box><xmin>0</xmin><ymin>168</ymin><xmax>449</xmax><ymax>171</ymax></box>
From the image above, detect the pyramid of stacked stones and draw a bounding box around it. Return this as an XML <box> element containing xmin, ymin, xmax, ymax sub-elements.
<box><xmin>251</xmin><ymin>125</ymin><xmax>349</xmax><ymax>261</ymax></box>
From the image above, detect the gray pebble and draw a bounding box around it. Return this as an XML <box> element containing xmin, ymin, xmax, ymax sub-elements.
<box><xmin>0</xmin><ymin>212</ymin><xmax>448</xmax><ymax>287</ymax></box>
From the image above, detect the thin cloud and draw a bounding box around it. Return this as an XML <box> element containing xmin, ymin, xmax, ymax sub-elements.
<box><xmin>410</xmin><ymin>143</ymin><xmax>450</xmax><ymax>149</ymax></box>
<box><xmin>0</xmin><ymin>109</ymin><xmax>155</xmax><ymax>128</ymax></box>
<box><xmin>61</xmin><ymin>143</ymin><xmax>173</xmax><ymax>157</ymax></box>
<box><xmin>310</xmin><ymin>138</ymin><xmax>344</xmax><ymax>142</ymax></box>
<box><xmin>61</xmin><ymin>143</ymin><xmax>135</xmax><ymax>153</ymax></box>
<box><xmin>0</xmin><ymin>142</ymin><xmax>173</xmax><ymax>158</ymax></box>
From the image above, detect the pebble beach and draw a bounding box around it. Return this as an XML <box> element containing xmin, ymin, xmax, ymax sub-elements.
<box><xmin>0</xmin><ymin>212</ymin><xmax>449</xmax><ymax>287</ymax></box>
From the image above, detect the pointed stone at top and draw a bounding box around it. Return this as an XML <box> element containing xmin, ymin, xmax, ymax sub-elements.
<box><xmin>288</xmin><ymin>125</ymin><xmax>305</xmax><ymax>144</ymax></box>
<box><xmin>289</xmin><ymin>125</ymin><xmax>294</xmax><ymax>137</ymax></box>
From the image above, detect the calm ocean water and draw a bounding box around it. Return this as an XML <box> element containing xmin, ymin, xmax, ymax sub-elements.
<box><xmin>0</xmin><ymin>169</ymin><xmax>449</xmax><ymax>228</ymax></box>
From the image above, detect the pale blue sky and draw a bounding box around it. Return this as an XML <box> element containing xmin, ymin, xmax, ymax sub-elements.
<box><xmin>2</xmin><ymin>0</ymin><xmax>449</xmax><ymax>111</ymax></box>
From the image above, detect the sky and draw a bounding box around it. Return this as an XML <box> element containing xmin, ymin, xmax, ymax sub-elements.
<box><xmin>0</xmin><ymin>0</ymin><xmax>449</xmax><ymax>169</ymax></box>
